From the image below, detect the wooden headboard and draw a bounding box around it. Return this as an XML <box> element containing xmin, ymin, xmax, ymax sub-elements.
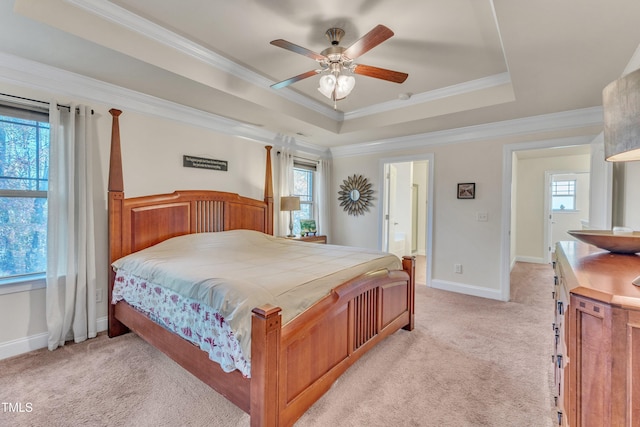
<box><xmin>107</xmin><ymin>109</ymin><xmax>274</xmax><ymax>335</ymax></box>
<box><xmin>113</xmin><ymin>190</ymin><xmax>272</xmax><ymax>258</ymax></box>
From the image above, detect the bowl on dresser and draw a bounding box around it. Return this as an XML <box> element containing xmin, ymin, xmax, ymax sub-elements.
<box><xmin>567</xmin><ymin>229</ymin><xmax>640</xmax><ymax>254</ymax></box>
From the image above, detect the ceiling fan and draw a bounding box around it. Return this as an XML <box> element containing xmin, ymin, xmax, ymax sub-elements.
<box><xmin>270</xmin><ymin>25</ymin><xmax>409</xmax><ymax>105</ymax></box>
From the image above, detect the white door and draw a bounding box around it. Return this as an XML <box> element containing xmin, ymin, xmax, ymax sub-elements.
<box><xmin>386</xmin><ymin>164</ymin><xmax>405</xmax><ymax>257</ymax></box>
<box><xmin>545</xmin><ymin>171</ymin><xmax>590</xmax><ymax>261</ymax></box>
<box><xmin>385</xmin><ymin>163</ymin><xmax>413</xmax><ymax>258</ymax></box>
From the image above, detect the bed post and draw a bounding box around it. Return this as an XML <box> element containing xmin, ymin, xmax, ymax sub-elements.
<box><xmin>402</xmin><ymin>256</ymin><xmax>416</xmax><ymax>331</ymax></box>
<box><xmin>107</xmin><ymin>108</ymin><xmax>128</xmax><ymax>337</ymax></box>
<box><xmin>250</xmin><ymin>304</ymin><xmax>282</xmax><ymax>427</ymax></box>
<box><xmin>264</xmin><ymin>145</ymin><xmax>274</xmax><ymax>235</ymax></box>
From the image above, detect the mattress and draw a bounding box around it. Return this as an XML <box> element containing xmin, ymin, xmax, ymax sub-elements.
<box><xmin>112</xmin><ymin>230</ymin><xmax>401</xmax><ymax>375</ymax></box>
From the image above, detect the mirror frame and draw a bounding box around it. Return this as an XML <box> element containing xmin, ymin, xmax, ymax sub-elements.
<box><xmin>338</xmin><ymin>174</ymin><xmax>374</xmax><ymax>216</ymax></box>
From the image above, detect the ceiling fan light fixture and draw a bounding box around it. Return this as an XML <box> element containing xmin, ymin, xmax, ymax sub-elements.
<box><xmin>318</xmin><ymin>74</ymin><xmax>337</xmax><ymax>98</ymax></box>
<box><xmin>336</xmin><ymin>75</ymin><xmax>356</xmax><ymax>98</ymax></box>
<box><xmin>318</xmin><ymin>73</ymin><xmax>356</xmax><ymax>100</ymax></box>
<box><xmin>271</xmin><ymin>25</ymin><xmax>406</xmax><ymax>105</ymax></box>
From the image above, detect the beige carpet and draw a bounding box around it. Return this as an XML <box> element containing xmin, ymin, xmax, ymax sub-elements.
<box><xmin>0</xmin><ymin>262</ymin><xmax>555</xmax><ymax>427</ymax></box>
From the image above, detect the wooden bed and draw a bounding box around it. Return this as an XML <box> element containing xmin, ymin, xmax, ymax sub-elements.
<box><xmin>106</xmin><ymin>109</ymin><xmax>416</xmax><ymax>427</ymax></box>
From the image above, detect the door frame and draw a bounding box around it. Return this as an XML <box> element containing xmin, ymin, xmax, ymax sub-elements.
<box><xmin>379</xmin><ymin>153</ymin><xmax>434</xmax><ymax>287</ymax></box>
<box><xmin>501</xmin><ymin>135</ymin><xmax>602</xmax><ymax>301</ymax></box>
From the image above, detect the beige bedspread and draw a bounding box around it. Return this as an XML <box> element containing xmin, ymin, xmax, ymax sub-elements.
<box><xmin>112</xmin><ymin>230</ymin><xmax>401</xmax><ymax>358</ymax></box>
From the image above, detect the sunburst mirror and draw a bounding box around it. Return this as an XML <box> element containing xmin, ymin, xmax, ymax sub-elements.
<box><xmin>338</xmin><ymin>174</ymin><xmax>374</xmax><ymax>216</ymax></box>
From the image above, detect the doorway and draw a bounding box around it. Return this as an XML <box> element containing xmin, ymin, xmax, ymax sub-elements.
<box><xmin>380</xmin><ymin>154</ymin><xmax>434</xmax><ymax>287</ymax></box>
<box><xmin>544</xmin><ymin>171</ymin><xmax>590</xmax><ymax>263</ymax></box>
<box><xmin>502</xmin><ymin>135</ymin><xmax>610</xmax><ymax>301</ymax></box>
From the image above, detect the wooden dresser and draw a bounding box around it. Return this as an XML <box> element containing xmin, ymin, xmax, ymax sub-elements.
<box><xmin>553</xmin><ymin>241</ymin><xmax>640</xmax><ymax>426</ymax></box>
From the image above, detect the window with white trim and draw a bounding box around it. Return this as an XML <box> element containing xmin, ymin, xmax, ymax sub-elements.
<box><xmin>551</xmin><ymin>179</ymin><xmax>576</xmax><ymax>211</ymax></box>
<box><xmin>0</xmin><ymin>104</ymin><xmax>49</xmax><ymax>285</ymax></box>
<box><xmin>291</xmin><ymin>160</ymin><xmax>315</xmax><ymax>236</ymax></box>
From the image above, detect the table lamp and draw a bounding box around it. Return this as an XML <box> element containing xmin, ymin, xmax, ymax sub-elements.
<box><xmin>280</xmin><ymin>196</ymin><xmax>300</xmax><ymax>237</ymax></box>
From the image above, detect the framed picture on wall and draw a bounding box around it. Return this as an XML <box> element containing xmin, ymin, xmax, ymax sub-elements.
<box><xmin>457</xmin><ymin>183</ymin><xmax>475</xmax><ymax>199</ymax></box>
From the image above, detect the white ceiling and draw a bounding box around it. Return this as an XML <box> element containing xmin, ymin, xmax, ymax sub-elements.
<box><xmin>3</xmin><ymin>0</ymin><xmax>640</xmax><ymax>150</ymax></box>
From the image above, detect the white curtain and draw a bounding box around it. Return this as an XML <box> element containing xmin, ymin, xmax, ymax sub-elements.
<box><xmin>275</xmin><ymin>148</ymin><xmax>294</xmax><ymax>236</ymax></box>
<box><xmin>46</xmin><ymin>103</ymin><xmax>97</xmax><ymax>351</ymax></box>
<box><xmin>315</xmin><ymin>158</ymin><xmax>331</xmax><ymax>239</ymax></box>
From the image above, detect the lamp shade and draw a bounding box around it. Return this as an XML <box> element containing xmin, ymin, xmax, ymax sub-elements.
<box><xmin>603</xmin><ymin>67</ymin><xmax>640</xmax><ymax>162</ymax></box>
<box><xmin>280</xmin><ymin>196</ymin><xmax>300</xmax><ymax>211</ymax></box>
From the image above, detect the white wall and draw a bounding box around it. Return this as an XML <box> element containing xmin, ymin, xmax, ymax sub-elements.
<box><xmin>622</xmin><ymin>162</ymin><xmax>640</xmax><ymax>230</ymax></box>
<box><xmin>588</xmin><ymin>133</ymin><xmax>612</xmax><ymax>229</ymax></box>
<box><xmin>119</xmin><ymin>112</ymin><xmax>267</xmax><ymax>200</ymax></box>
<box><xmin>331</xmin><ymin>138</ymin><xmax>504</xmax><ymax>300</ymax></box>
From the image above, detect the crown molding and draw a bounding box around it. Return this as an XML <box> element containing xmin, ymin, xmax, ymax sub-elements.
<box><xmin>331</xmin><ymin>106</ymin><xmax>603</xmax><ymax>158</ymax></box>
<box><xmin>344</xmin><ymin>72</ymin><xmax>512</xmax><ymax>120</ymax></box>
<box><xmin>0</xmin><ymin>51</ymin><xmax>332</xmax><ymax>155</ymax></box>
<box><xmin>0</xmin><ymin>51</ymin><xmax>257</xmax><ymax>137</ymax></box>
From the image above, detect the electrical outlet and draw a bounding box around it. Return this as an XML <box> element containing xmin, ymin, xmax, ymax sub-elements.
<box><xmin>454</xmin><ymin>264</ymin><xmax>463</xmax><ymax>274</ymax></box>
<box><xmin>95</xmin><ymin>289</ymin><xmax>103</xmax><ymax>303</ymax></box>
<box><xmin>476</xmin><ymin>212</ymin><xmax>488</xmax><ymax>222</ymax></box>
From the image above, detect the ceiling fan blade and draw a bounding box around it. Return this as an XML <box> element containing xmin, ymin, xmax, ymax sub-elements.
<box><xmin>343</xmin><ymin>25</ymin><xmax>394</xmax><ymax>60</ymax></box>
<box><xmin>271</xmin><ymin>70</ymin><xmax>319</xmax><ymax>89</ymax></box>
<box><xmin>270</xmin><ymin>39</ymin><xmax>326</xmax><ymax>61</ymax></box>
<box><xmin>353</xmin><ymin>64</ymin><xmax>408</xmax><ymax>83</ymax></box>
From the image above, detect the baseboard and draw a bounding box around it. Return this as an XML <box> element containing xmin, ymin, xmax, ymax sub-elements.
<box><xmin>515</xmin><ymin>256</ymin><xmax>547</xmax><ymax>264</ymax></box>
<box><xmin>0</xmin><ymin>316</ymin><xmax>108</xmax><ymax>360</ymax></box>
<box><xmin>430</xmin><ymin>279</ymin><xmax>505</xmax><ymax>301</ymax></box>
<box><xmin>0</xmin><ymin>332</ymin><xmax>49</xmax><ymax>360</ymax></box>
<box><xmin>96</xmin><ymin>315</ymin><xmax>108</xmax><ymax>333</ymax></box>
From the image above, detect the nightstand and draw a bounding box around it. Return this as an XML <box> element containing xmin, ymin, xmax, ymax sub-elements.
<box><xmin>290</xmin><ymin>235</ymin><xmax>327</xmax><ymax>244</ymax></box>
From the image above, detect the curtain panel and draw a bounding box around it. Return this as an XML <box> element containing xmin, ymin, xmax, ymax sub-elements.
<box><xmin>46</xmin><ymin>104</ymin><xmax>97</xmax><ymax>351</ymax></box>
<box><xmin>275</xmin><ymin>148</ymin><xmax>294</xmax><ymax>237</ymax></box>
<box><xmin>315</xmin><ymin>159</ymin><xmax>331</xmax><ymax>239</ymax></box>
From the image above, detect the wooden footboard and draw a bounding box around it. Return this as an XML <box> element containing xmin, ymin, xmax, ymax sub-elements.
<box><xmin>250</xmin><ymin>256</ymin><xmax>415</xmax><ymax>427</ymax></box>
<box><xmin>110</xmin><ymin>255</ymin><xmax>414</xmax><ymax>427</ymax></box>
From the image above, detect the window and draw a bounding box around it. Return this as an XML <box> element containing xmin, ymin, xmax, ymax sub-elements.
<box><xmin>291</xmin><ymin>161</ymin><xmax>315</xmax><ymax>236</ymax></box>
<box><xmin>552</xmin><ymin>180</ymin><xmax>576</xmax><ymax>211</ymax></box>
<box><xmin>0</xmin><ymin>104</ymin><xmax>49</xmax><ymax>286</ymax></box>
